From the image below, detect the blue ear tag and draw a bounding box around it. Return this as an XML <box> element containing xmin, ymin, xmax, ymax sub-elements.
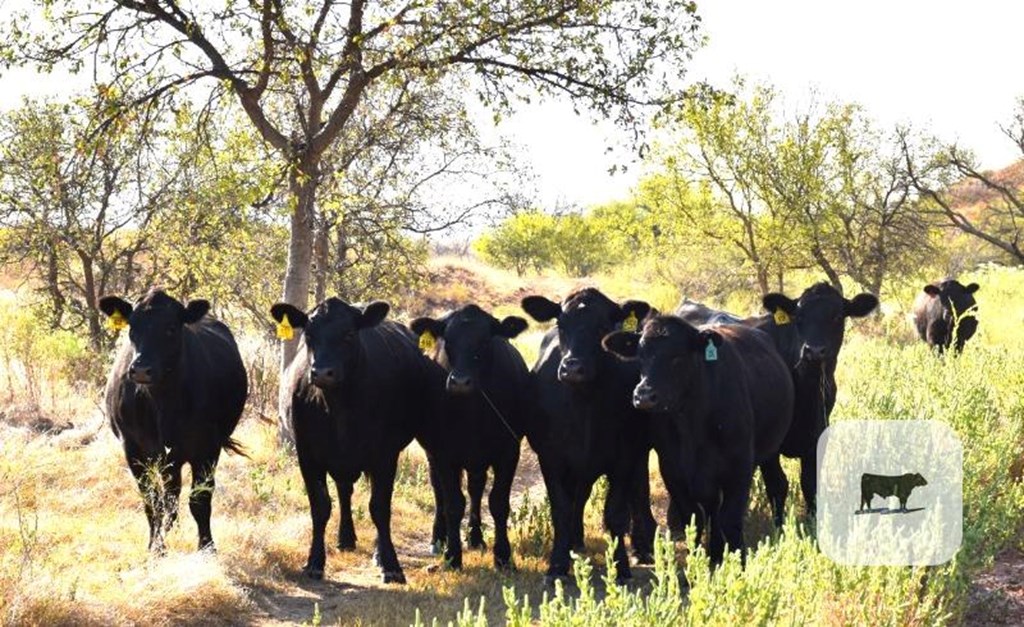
<box><xmin>704</xmin><ymin>339</ymin><xmax>718</xmax><ymax>362</ymax></box>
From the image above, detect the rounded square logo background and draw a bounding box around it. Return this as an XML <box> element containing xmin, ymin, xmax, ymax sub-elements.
<box><xmin>817</xmin><ymin>420</ymin><xmax>962</xmax><ymax>566</ymax></box>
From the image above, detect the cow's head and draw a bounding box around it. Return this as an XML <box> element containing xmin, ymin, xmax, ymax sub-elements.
<box><xmin>410</xmin><ymin>304</ymin><xmax>527</xmax><ymax>395</ymax></box>
<box><xmin>910</xmin><ymin>472</ymin><xmax>928</xmax><ymax>488</ymax></box>
<box><xmin>762</xmin><ymin>283</ymin><xmax>877</xmax><ymax>365</ymax></box>
<box><xmin>99</xmin><ymin>289</ymin><xmax>210</xmax><ymax>385</ymax></box>
<box><xmin>270</xmin><ymin>297</ymin><xmax>389</xmax><ymax>389</ymax></box>
<box><xmin>923</xmin><ymin>279</ymin><xmax>979</xmax><ymax>341</ymax></box>
<box><xmin>522</xmin><ymin>288</ymin><xmax>650</xmax><ymax>384</ymax></box>
<box><xmin>603</xmin><ymin>316</ymin><xmax>722</xmax><ymax>412</ymax></box>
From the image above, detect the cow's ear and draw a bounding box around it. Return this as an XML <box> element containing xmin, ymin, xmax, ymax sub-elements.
<box><xmin>495</xmin><ymin>316</ymin><xmax>528</xmax><ymax>339</ymax></box>
<box><xmin>923</xmin><ymin>284</ymin><xmax>940</xmax><ymax>296</ymax></box>
<box><xmin>602</xmin><ymin>331</ymin><xmax>639</xmax><ymax>360</ymax></box>
<box><xmin>844</xmin><ymin>293</ymin><xmax>878</xmax><ymax>318</ymax></box>
<box><xmin>99</xmin><ymin>295</ymin><xmax>133</xmax><ymax>320</ymax></box>
<box><xmin>270</xmin><ymin>303</ymin><xmax>309</xmax><ymax>328</ymax></box>
<box><xmin>965</xmin><ymin>283</ymin><xmax>979</xmax><ymax>294</ymax></box>
<box><xmin>410</xmin><ymin>317</ymin><xmax>444</xmax><ymax>339</ymax></box>
<box><xmin>359</xmin><ymin>301</ymin><xmax>390</xmax><ymax>328</ymax></box>
<box><xmin>521</xmin><ymin>295</ymin><xmax>561</xmax><ymax>322</ymax></box>
<box><xmin>763</xmin><ymin>293</ymin><xmax>797</xmax><ymax>315</ymax></box>
<box><xmin>617</xmin><ymin>300</ymin><xmax>652</xmax><ymax>324</ymax></box>
<box><xmin>182</xmin><ymin>299</ymin><xmax>210</xmax><ymax>324</ymax></box>
<box><xmin>693</xmin><ymin>329</ymin><xmax>724</xmax><ymax>351</ymax></box>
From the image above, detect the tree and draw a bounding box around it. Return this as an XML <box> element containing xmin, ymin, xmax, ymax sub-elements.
<box><xmin>474</xmin><ymin>210</ymin><xmax>556</xmax><ymax>276</ymax></box>
<box><xmin>550</xmin><ymin>212</ymin><xmax>609</xmax><ymax>276</ymax></box>
<box><xmin>6</xmin><ymin>0</ymin><xmax>704</xmax><ymax>366</ymax></box>
<box><xmin>650</xmin><ymin>81</ymin><xmax>928</xmax><ymax>296</ymax></box>
<box><xmin>0</xmin><ymin>94</ymin><xmax>183</xmax><ymax>346</ymax></box>
<box><xmin>900</xmin><ymin>99</ymin><xmax>1024</xmax><ymax>265</ymax></box>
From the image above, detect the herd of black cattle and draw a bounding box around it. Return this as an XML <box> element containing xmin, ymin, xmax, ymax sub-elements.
<box><xmin>94</xmin><ymin>277</ymin><xmax>979</xmax><ymax>585</ymax></box>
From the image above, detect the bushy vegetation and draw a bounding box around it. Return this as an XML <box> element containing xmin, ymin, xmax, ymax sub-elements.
<box><xmin>0</xmin><ymin>264</ymin><xmax>1021</xmax><ymax>625</ymax></box>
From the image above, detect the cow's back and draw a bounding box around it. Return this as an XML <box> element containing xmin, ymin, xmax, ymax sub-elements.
<box><xmin>719</xmin><ymin>324</ymin><xmax>795</xmax><ymax>461</ymax></box>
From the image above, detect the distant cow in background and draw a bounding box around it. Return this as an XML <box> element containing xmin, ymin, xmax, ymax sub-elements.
<box><xmin>410</xmin><ymin>304</ymin><xmax>533</xmax><ymax>570</ymax></box>
<box><xmin>912</xmin><ymin>279</ymin><xmax>979</xmax><ymax>353</ymax></box>
<box><xmin>100</xmin><ymin>289</ymin><xmax>247</xmax><ymax>554</ymax></box>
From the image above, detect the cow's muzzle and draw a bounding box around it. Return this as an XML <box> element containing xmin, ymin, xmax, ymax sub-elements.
<box><xmin>128</xmin><ymin>363</ymin><xmax>154</xmax><ymax>384</ymax></box>
<box><xmin>310</xmin><ymin>366</ymin><xmax>339</xmax><ymax>388</ymax></box>
<box><xmin>557</xmin><ymin>356</ymin><xmax>590</xmax><ymax>383</ymax></box>
<box><xmin>446</xmin><ymin>372</ymin><xmax>475</xmax><ymax>395</ymax></box>
<box><xmin>800</xmin><ymin>344</ymin><xmax>827</xmax><ymax>363</ymax></box>
<box><xmin>633</xmin><ymin>382</ymin><xmax>659</xmax><ymax>411</ymax></box>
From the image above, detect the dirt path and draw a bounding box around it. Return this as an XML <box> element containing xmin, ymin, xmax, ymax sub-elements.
<box><xmin>965</xmin><ymin>547</ymin><xmax>1024</xmax><ymax>626</ymax></box>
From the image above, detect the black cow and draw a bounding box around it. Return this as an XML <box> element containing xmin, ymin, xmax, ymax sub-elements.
<box><xmin>603</xmin><ymin>317</ymin><xmax>793</xmax><ymax>566</ymax></box>
<box><xmin>410</xmin><ymin>304</ymin><xmax>532</xmax><ymax>570</ymax></box>
<box><xmin>758</xmin><ymin>284</ymin><xmax>877</xmax><ymax>514</ymax></box>
<box><xmin>271</xmin><ymin>297</ymin><xmax>447</xmax><ymax>583</ymax></box>
<box><xmin>521</xmin><ymin>288</ymin><xmax>657</xmax><ymax>584</ymax></box>
<box><xmin>100</xmin><ymin>289</ymin><xmax>247</xmax><ymax>554</ymax></box>
<box><xmin>859</xmin><ymin>473</ymin><xmax>928</xmax><ymax>512</ymax></box>
<box><xmin>912</xmin><ymin>279</ymin><xmax>979</xmax><ymax>353</ymax></box>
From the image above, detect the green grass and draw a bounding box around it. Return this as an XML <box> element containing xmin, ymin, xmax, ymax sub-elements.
<box><xmin>0</xmin><ymin>264</ymin><xmax>1022</xmax><ymax>625</ymax></box>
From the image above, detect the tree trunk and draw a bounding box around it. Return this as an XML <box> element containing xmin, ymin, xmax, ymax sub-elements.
<box><xmin>76</xmin><ymin>249</ymin><xmax>102</xmax><ymax>348</ymax></box>
<box><xmin>45</xmin><ymin>244</ymin><xmax>65</xmax><ymax>328</ymax></box>
<box><xmin>279</xmin><ymin>167</ymin><xmax>319</xmax><ymax>369</ymax></box>
<box><xmin>811</xmin><ymin>246</ymin><xmax>844</xmax><ymax>295</ymax></box>
<box><xmin>313</xmin><ymin>218</ymin><xmax>329</xmax><ymax>304</ymax></box>
<box><xmin>756</xmin><ymin>265</ymin><xmax>770</xmax><ymax>296</ymax></box>
<box><xmin>278</xmin><ymin>162</ymin><xmax>320</xmax><ymax>444</ymax></box>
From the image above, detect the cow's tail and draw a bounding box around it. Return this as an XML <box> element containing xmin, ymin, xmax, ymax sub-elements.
<box><xmin>222</xmin><ymin>436</ymin><xmax>249</xmax><ymax>458</ymax></box>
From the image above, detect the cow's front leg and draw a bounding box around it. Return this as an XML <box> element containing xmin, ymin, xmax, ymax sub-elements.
<box><xmin>368</xmin><ymin>459</ymin><xmax>405</xmax><ymax>584</ymax></box>
<box><xmin>332</xmin><ymin>474</ymin><xmax>357</xmax><ymax>550</ymax></box>
<box><xmin>489</xmin><ymin>452</ymin><xmax>519</xmax><ymax>570</ymax></box>
<box><xmin>437</xmin><ymin>463</ymin><xmax>465</xmax><ymax>570</ymax></box>
<box><xmin>299</xmin><ymin>460</ymin><xmax>331</xmax><ymax>579</ymax></box>
<box><xmin>759</xmin><ymin>454</ymin><xmax>789</xmax><ymax>528</ymax></box>
<box><xmin>125</xmin><ymin>443</ymin><xmax>165</xmax><ymax>554</ymax></box>
<box><xmin>603</xmin><ymin>473</ymin><xmax>632</xmax><ymax>583</ymax></box>
<box><xmin>467</xmin><ymin>469</ymin><xmax>487</xmax><ymax>550</ymax></box>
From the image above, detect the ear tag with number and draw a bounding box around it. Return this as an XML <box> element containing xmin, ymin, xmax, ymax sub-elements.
<box><xmin>419</xmin><ymin>331</ymin><xmax>436</xmax><ymax>352</ymax></box>
<box><xmin>276</xmin><ymin>314</ymin><xmax>294</xmax><ymax>340</ymax></box>
<box><xmin>704</xmin><ymin>339</ymin><xmax>718</xmax><ymax>362</ymax></box>
<box><xmin>108</xmin><ymin>310</ymin><xmax>128</xmax><ymax>332</ymax></box>
<box><xmin>773</xmin><ymin>309</ymin><xmax>791</xmax><ymax>325</ymax></box>
<box><xmin>622</xmin><ymin>311</ymin><xmax>639</xmax><ymax>332</ymax></box>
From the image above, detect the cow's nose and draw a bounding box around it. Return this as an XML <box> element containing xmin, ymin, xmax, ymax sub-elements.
<box><xmin>801</xmin><ymin>344</ymin><xmax>827</xmax><ymax>362</ymax></box>
<box><xmin>447</xmin><ymin>372</ymin><xmax>474</xmax><ymax>394</ymax></box>
<box><xmin>558</xmin><ymin>357</ymin><xmax>587</xmax><ymax>382</ymax></box>
<box><xmin>128</xmin><ymin>364</ymin><xmax>153</xmax><ymax>384</ymax></box>
<box><xmin>633</xmin><ymin>384</ymin><xmax>658</xmax><ymax>410</ymax></box>
<box><xmin>310</xmin><ymin>367</ymin><xmax>337</xmax><ymax>387</ymax></box>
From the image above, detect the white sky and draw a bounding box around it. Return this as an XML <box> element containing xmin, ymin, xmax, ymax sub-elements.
<box><xmin>501</xmin><ymin>0</ymin><xmax>1024</xmax><ymax>208</ymax></box>
<box><xmin>2</xmin><ymin>0</ymin><xmax>1022</xmax><ymax>210</ymax></box>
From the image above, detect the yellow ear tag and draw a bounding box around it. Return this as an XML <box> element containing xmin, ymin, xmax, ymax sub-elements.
<box><xmin>773</xmin><ymin>309</ymin><xmax>791</xmax><ymax>325</ymax></box>
<box><xmin>419</xmin><ymin>331</ymin><xmax>436</xmax><ymax>352</ymax></box>
<box><xmin>622</xmin><ymin>311</ymin><xmax>639</xmax><ymax>333</ymax></box>
<box><xmin>276</xmin><ymin>314</ymin><xmax>294</xmax><ymax>340</ymax></box>
<box><xmin>108</xmin><ymin>310</ymin><xmax>128</xmax><ymax>332</ymax></box>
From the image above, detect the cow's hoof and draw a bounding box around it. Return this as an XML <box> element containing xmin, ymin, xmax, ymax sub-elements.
<box><xmin>302</xmin><ymin>565</ymin><xmax>324</xmax><ymax>580</ymax></box>
<box><xmin>444</xmin><ymin>556</ymin><xmax>463</xmax><ymax>571</ymax></box>
<box><xmin>382</xmin><ymin>570</ymin><xmax>406</xmax><ymax>584</ymax></box>
<box><xmin>429</xmin><ymin>540</ymin><xmax>444</xmax><ymax>556</ymax></box>
<box><xmin>468</xmin><ymin>537</ymin><xmax>487</xmax><ymax>551</ymax></box>
<box><xmin>615</xmin><ymin>574</ymin><xmax>632</xmax><ymax>586</ymax></box>
<box><xmin>337</xmin><ymin>539</ymin><xmax>356</xmax><ymax>551</ymax></box>
<box><xmin>199</xmin><ymin>541</ymin><xmax>217</xmax><ymax>554</ymax></box>
<box><xmin>543</xmin><ymin>573</ymin><xmax>572</xmax><ymax>588</ymax></box>
<box><xmin>633</xmin><ymin>552</ymin><xmax>654</xmax><ymax>565</ymax></box>
<box><xmin>495</xmin><ymin>558</ymin><xmax>515</xmax><ymax>572</ymax></box>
